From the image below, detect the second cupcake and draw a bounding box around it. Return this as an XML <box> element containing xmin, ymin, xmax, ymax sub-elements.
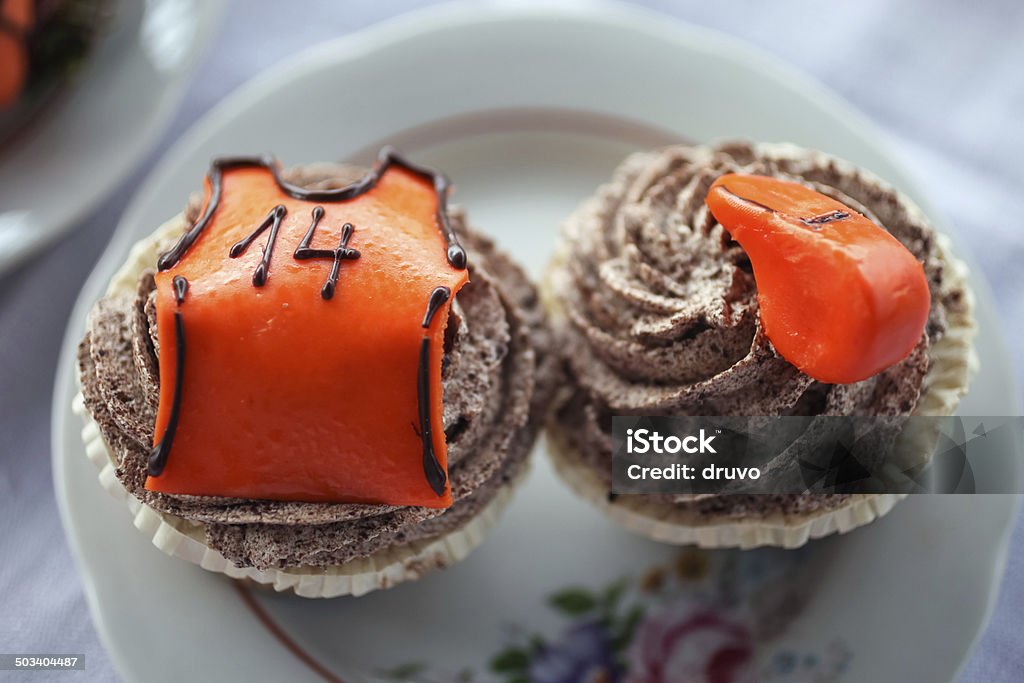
<box><xmin>545</xmin><ymin>140</ymin><xmax>976</xmax><ymax>548</ymax></box>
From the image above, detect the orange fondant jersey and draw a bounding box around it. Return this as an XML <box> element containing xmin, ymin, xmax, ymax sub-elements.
<box><xmin>147</xmin><ymin>164</ymin><xmax>468</xmax><ymax>508</ymax></box>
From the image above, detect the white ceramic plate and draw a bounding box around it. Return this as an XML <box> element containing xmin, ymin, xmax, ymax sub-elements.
<box><xmin>52</xmin><ymin>3</ymin><xmax>1022</xmax><ymax>682</ymax></box>
<box><xmin>0</xmin><ymin>0</ymin><xmax>226</xmax><ymax>274</ymax></box>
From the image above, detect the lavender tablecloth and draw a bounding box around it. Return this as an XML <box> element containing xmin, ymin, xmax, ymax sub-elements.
<box><xmin>1</xmin><ymin>0</ymin><xmax>1022</xmax><ymax>680</ymax></box>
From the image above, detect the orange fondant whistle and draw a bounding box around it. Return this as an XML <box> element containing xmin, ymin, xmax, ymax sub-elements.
<box><xmin>147</xmin><ymin>158</ymin><xmax>468</xmax><ymax>507</ymax></box>
<box><xmin>706</xmin><ymin>173</ymin><xmax>930</xmax><ymax>385</ymax></box>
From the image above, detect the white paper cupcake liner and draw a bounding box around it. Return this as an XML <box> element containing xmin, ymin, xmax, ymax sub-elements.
<box><xmin>74</xmin><ymin>215</ymin><xmax>526</xmax><ymax>598</ymax></box>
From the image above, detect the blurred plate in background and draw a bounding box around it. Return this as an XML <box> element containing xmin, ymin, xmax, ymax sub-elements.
<box><xmin>0</xmin><ymin>0</ymin><xmax>226</xmax><ymax>274</ymax></box>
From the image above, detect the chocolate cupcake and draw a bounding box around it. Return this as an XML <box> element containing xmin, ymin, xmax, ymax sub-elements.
<box><xmin>544</xmin><ymin>141</ymin><xmax>976</xmax><ymax>548</ymax></box>
<box><xmin>76</xmin><ymin>149</ymin><xmax>555</xmax><ymax>597</ymax></box>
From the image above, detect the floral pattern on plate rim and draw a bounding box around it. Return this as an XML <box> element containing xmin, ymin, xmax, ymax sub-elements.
<box><xmin>378</xmin><ymin>546</ymin><xmax>852</xmax><ymax>683</ymax></box>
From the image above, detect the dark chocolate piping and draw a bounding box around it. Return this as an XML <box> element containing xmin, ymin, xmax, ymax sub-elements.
<box><xmin>293</xmin><ymin>206</ymin><xmax>327</xmax><ymax>255</ymax></box>
<box><xmin>421</xmin><ymin>286</ymin><xmax>451</xmax><ymax>328</ymax></box>
<box><xmin>148</xmin><ymin>277</ymin><xmax>189</xmax><ymax>477</ymax></box>
<box><xmin>417</xmin><ymin>337</ymin><xmax>447</xmax><ymax>497</ymax></box>
<box><xmin>172</xmin><ymin>275</ymin><xmax>189</xmax><ymax>304</ymax></box>
<box><xmin>293</xmin><ymin>207</ymin><xmax>361</xmax><ymax>300</ymax></box>
<box><xmin>803</xmin><ymin>210</ymin><xmax>851</xmax><ymax>225</ymax></box>
<box><xmin>229</xmin><ymin>204</ymin><xmax>287</xmax><ymax>286</ymax></box>
<box><xmin>416</xmin><ymin>286</ymin><xmax>454</xmax><ymax>496</ymax></box>
<box><xmin>718</xmin><ymin>187</ymin><xmax>854</xmax><ymax>228</ymax></box>
<box><xmin>157</xmin><ymin>146</ymin><xmax>466</xmax><ymax>272</ymax></box>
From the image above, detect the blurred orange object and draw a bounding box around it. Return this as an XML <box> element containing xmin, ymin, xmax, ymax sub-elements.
<box><xmin>0</xmin><ymin>0</ymin><xmax>34</xmax><ymax>108</ymax></box>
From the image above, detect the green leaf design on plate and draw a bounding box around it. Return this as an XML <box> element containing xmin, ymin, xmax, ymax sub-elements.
<box><xmin>548</xmin><ymin>587</ymin><xmax>598</xmax><ymax>616</ymax></box>
<box><xmin>377</xmin><ymin>661</ymin><xmax>426</xmax><ymax>681</ymax></box>
<box><xmin>489</xmin><ymin>647</ymin><xmax>530</xmax><ymax>674</ymax></box>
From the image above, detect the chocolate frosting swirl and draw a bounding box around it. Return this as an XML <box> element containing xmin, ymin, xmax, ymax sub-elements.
<box><xmin>550</xmin><ymin>141</ymin><xmax>964</xmax><ymax>505</ymax></box>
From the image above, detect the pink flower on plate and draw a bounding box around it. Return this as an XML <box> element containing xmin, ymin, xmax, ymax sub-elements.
<box><xmin>626</xmin><ymin>603</ymin><xmax>756</xmax><ymax>683</ymax></box>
